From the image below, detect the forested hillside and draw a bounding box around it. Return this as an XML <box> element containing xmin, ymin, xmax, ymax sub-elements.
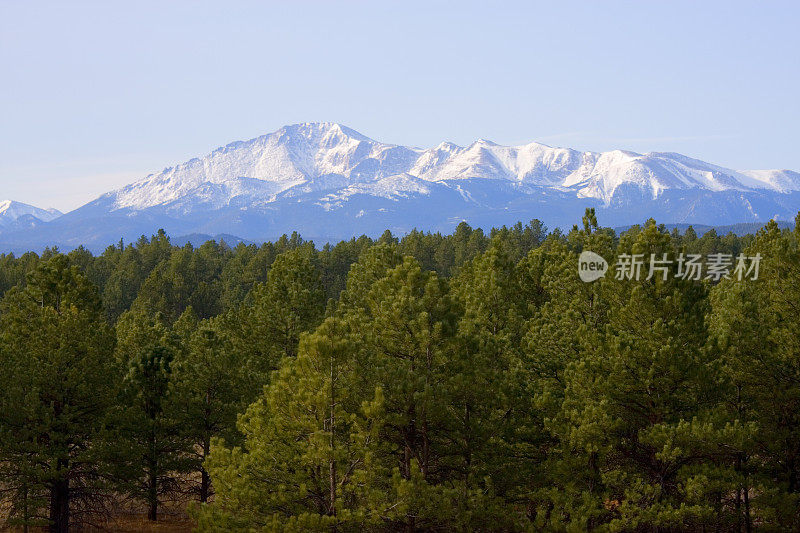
<box><xmin>1</xmin><ymin>212</ymin><xmax>798</xmax><ymax>532</ymax></box>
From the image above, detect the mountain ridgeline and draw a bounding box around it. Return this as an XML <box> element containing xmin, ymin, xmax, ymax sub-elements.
<box><xmin>2</xmin><ymin>122</ymin><xmax>800</xmax><ymax>253</ymax></box>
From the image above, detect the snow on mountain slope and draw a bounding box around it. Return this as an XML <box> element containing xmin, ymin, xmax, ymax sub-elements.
<box><xmin>739</xmin><ymin>169</ymin><xmax>800</xmax><ymax>193</ymax></box>
<box><xmin>411</xmin><ymin>139</ymin><xmax>583</xmax><ymax>185</ymax></box>
<box><xmin>314</xmin><ymin>173</ymin><xmax>433</xmax><ymax>211</ymax></box>
<box><xmin>112</xmin><ymin>123</ymin><xmax>423</xmax><ymax>211</ymax></box>
<box><xmin>107</xmin><ymin>122</ymin><xmax>796</xmax><ymax>213</ymax></box>
<box><xmin>0</xmin><ymin>200</ymin><xmax>61</xmax><ymax>227</ymax></box>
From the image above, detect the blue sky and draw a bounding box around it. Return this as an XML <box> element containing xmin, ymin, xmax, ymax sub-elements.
<box><xmin>1</xmin><ymin>0</ymin><xmax>798</xmax><ymax>211</ymax></box>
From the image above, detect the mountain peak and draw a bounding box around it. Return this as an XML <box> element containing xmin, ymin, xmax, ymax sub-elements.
<box><xmin>473</xmin><ymin>138</ymin><xmax>498</xmax><ymax>146</ymax></box>
<box><xmin>0</xmin><ymin>200</ymin><xmax>62</xmax><ymax>226</ymax></box>
<box><xmin>277</xmin><ymin>122</ymin><xmax>373</xmax><ymax>143</ymax></box>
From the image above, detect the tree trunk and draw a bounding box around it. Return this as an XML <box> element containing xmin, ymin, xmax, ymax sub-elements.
<box><xmin>49</xmin><ymin>470</ymin><xmax>69</xmax><ymax>533</ymax></box>
<box><xmin>200</xmin><ymin>435</ymin><xmax>211</xmax><ymax>503</ymax></box>
<box><xmin>743</xmin><ymin>471</ymin><xmax>752</xmax><ymax>533</ymax></box>
<box><xmin>421</xmin><ymin>346</ymin><xmax>431</xmax><ymax>478</ymax></box>
<box><xmin>148</xmin><ymin>499</ymin><xmax>158</xmax><ymax>522</ymax></box>
<box><xmin>329</xmin><ymin>353</ymin><xmax>336</xmax><ymax>518</ymax></box>
<box><xmin>147</xmin><ymin>465</ymin><xmax>158</xmax><ymax>521</ymax></box>
<box><xmin>735</xmin><ymin>455</ymin><xmax>742</xmax><ymax>532</ymax></box>
<box><xmin>200</xmin><ymin>468</ymin><xmax>211</xmax><ymax>503</ymax></box>
<box><xmin>464</xmin><ymin>403</ymin><xmax>472</xmax><ymax>490</ymax></box>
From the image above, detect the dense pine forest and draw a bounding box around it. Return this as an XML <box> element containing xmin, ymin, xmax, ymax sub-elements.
<box><xmin>1</xmin><ymin>210</ymin><xmax>799</xmax><ymax>532</ymax></box>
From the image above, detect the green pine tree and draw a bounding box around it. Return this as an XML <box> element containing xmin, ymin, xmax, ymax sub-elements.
<box><xmin>0</xmin><ymin>255</ymin><xmax>117</xmax><ymax>532</ymax></box>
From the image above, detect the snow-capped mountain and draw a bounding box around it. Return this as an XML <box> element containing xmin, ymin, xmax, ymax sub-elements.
<box><xmin>0</xmin><ymin>200</ymin><xmax>61</xmax><ymax>228</ymax></box>
<box><xmin>2</xmin><ymin>122</ymin><xmax>799</xmax><ymax>252</ymax></box>
<box><xmin>101</xmin><ymin>123</ymin><xmax>800</xmax><ymax>211</ymax></box>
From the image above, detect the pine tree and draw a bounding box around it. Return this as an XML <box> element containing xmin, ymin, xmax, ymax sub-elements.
<box><xmin>520</xmin><ymin>212</ymin><xmax>615</xmax><ymax>527</ymax></box>
<box><xmin>343</xmin><ymin>256</ymin><xmax>514</xmax><ymax>530</ymax></box>
<box><xmin>195</xmin><ymin>318</ymin><xmax>364</xmax><ymax>531</ymax></box>
<box><xmin>708</xmin><ymin>220</ymin><xmax>800</xmax><ymax>529</ymax></box>
<box><xmin>556</xmin><ymin>220</ymin><xmax>716</xmax><ymax>530</ymax></box>
<box><xmin>171</xmin><ymin>318</ymin><xmax>255</xmax><ymax>503</ymax></box>
<box><xmin>109</xmin><ymin>310</ymin><xmax>191</xmax><ymax>521</ymax></box>
<box><xmin>0</xmin><ymin>255</ymin><xmax>117</xmax><ymax>532</ymax></box>
<box><xmin>231</xmin><ymin>246</ymin><xmax>326</xmax><ymax>380</ymax></box>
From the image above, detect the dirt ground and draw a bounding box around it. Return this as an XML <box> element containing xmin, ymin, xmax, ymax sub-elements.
<box><xmin>2</xmin><ymin>500</ymin><xmax>197</xmax><ymax>532</ymax></box>
<box><xmin>85</xmin><ymin>513</ymin><xmax>196</xmax><ymax>532</ymax></box>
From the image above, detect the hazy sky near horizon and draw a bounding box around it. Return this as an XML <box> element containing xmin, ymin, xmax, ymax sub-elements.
<box><xmin>2</xmin><ymin>1</ymin><xmax>799</xmax><ymax>212</ymax></box>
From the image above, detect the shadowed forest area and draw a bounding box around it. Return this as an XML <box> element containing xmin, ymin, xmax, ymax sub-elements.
<box><xmin>1</xmin><ymin>210</ymin><xmax>799</xmax><ymax>532</ymax></box>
